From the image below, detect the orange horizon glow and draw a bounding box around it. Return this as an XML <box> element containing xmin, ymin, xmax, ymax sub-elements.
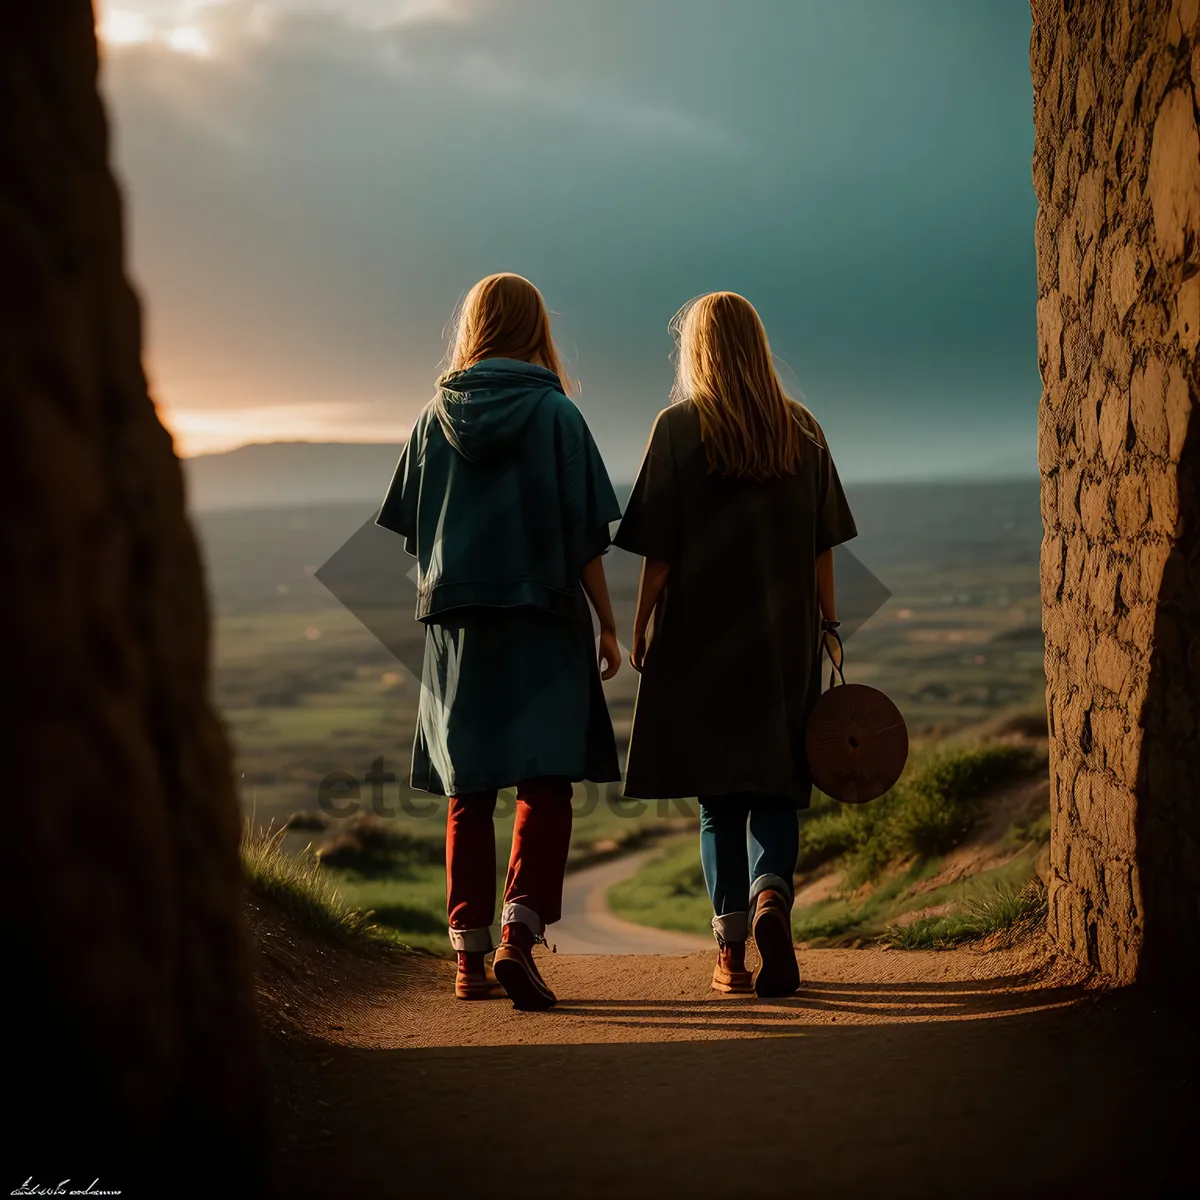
<box><xmin>138</xmin><ymin>329</ymin><xmax>418</xmax><ymax>455</ymax></box>
<box><xmin>155</xmin><ymin>401</ymin><xmax>413</xmax><ymax>457</ymax></box>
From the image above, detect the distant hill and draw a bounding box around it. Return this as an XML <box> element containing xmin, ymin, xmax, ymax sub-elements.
<box><xmin>183</xmin><ymin>442</ymin><xmax>403</xmax><ymax>511</ymax></box>
<box><xmin>183</xmin><ymin>440</ymin><xmax>637</xmax><ymax>512</ymax></box>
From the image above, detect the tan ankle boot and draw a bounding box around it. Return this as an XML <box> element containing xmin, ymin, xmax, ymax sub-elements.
<box><xmin>492</xmin><ymin>923</ymin><xmax>557</xmax><ymax>1011</ymax></box>
<box><xmin>454</xmin><ymin>950</ymin><xmax>500</xmax><ymax>1000</ymax></box>
<box><xmin>752</xmin><ymin>889</ymin><xmax>800</xmax><ymax>998</ymax></box>
<box><xmin>711</xmin><ymin>940</ymin><xmax>754</xmax><ymax>994</ymax></box>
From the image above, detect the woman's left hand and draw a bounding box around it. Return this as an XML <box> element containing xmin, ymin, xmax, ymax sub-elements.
<box><xmin>629</xmin><ymin>626</ymin><xmax>648</xmax><ymax>673</ymax></box>
<box><xmin>598</xmin><ymin>628</ymin><xmax>621</xmax><ymax>681</ymax></box>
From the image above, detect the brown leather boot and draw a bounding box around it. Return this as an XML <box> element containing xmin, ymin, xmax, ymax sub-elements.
<box><xmin>711</xmin><ymin>940</ymin><xmax>754</xmax><ymax>994</ymax></box>
<box><xmin>454</xmin><ymin>950</ymin><xmax>500</xmax><ymax>1000</ymax></box>
<box><xmin>752</xmin><ymin>889</ymin><xmax>801</xmax><ymax>997</ymax></box>
<box><xmin>492</xmin><ymin>922</ymin><xmax>557</xmax><ymax>1011</ymax></box>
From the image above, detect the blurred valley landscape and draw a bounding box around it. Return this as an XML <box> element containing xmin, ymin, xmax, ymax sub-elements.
<box><xmin>192</xmin><ymin>443</ymin><xmax>1047</xmax><ymax>950</ymax></box>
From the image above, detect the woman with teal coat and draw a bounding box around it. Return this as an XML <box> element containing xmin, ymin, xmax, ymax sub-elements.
<box><xmin>377</xmin><ymin>273</ymin><xmax>622</xmax><ymax>1010</ymax></box>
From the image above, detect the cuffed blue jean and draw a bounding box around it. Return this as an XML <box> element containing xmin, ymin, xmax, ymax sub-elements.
<box><xmin>698</xmin><ymin>793</ymin><xmax>799</xmax><ymax>945</ymax></box>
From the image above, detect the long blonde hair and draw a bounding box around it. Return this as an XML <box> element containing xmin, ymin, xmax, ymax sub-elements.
<box><xmin>671</xmin><ymin>291</ymin><xmax>809</xmax><ymax>479</ymax></box>
<box><xmin>445</xmin><ymin>273</ymin><xmax>570</xmax><ymax>391</ymax></box>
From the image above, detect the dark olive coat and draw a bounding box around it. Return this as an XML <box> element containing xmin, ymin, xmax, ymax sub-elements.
<box><xmin>613</xmin><ymin>400</ymin><xmax>857</xmax><ymax>804</ymax></box>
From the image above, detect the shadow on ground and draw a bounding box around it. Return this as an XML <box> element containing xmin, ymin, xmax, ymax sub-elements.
<box><xmin>267</xmin><ymin>988</ymin><xmax>1193</xmax><ymax>1200</ymax></box>
<box><xmin>251</xmin><ymin>901</ymin><xmax>1195</xmax><ymax>1199</ymax></box>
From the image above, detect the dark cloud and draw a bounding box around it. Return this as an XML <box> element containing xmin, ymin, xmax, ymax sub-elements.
<box><xmin>102</xmin><ymin>0</ymin><xmax>1039</xmax><ymax>479</ymax></box>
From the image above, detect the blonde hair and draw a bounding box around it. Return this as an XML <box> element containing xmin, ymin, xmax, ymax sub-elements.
<box><xmin>671</xmin><ymin>291</ymin><xmax>809</xmax><ymax>479</ymax></box>
<box><xmin>445</xmin><ymin>273</ymin><xmax>571</xmax><ymax>392</ymax></box>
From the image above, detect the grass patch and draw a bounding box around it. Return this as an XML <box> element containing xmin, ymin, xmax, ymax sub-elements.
<box><xmin>288</xmin><ymin>805</ymin><xmax>701</xmax><ymax>957</ymax></box>
<box><xmin>879</xmin><ymin>877</ymin><xmax>1048</xmax><ymax>950</ymax></box>
<box><xmin>792</xmin><ymin>858</ymin><xmax>942</xmax><ymax>944</ymax></box>
<box><xmin>308</xmin><ymin>811</ymin><xmax>443</xmax><ymax>875</ymax></box>
<box><xmin>240</xmin><ymin>821</ymin><xmax>408</xmax><ymax>949</ymax></box>
<box><xmin>612</xmin><ymin>741</ymin><xmax>1048</xmax><ymax>946</ymax></box>
<box><xmin>567</xmin><ymin>814</ymin><xmax>697</xmax><ymax>871</ymax></box>
<box><xmin>797</xmin><ymin>851</ymin><xmax>1038</xmax><ymax>948</ymax></box>
<box><xmin>794</xmin><ymin>802</ymin><xmax>858</xmax><ymax>873</ymax></box>
<box><xmin>608</xmin><ymin>837</ymin><xmax>714</xmax><ymax>935</ymax></box>
<box><xmin>798</xmin><ymin>741</ymin><xmax>1045</xmax><ymax>887</ymax></box>
<box><xmin>326</xmin><ymin>865</ymin><xmax>452</xmax><ymax>954</ymax></box>
<box><xmin>1004</xmin><ymin>806</ymin><xmax>1051</xmax><ymax>850</ymax></box>
<box><xmin>792</xmin><ymin>897</ymin><xmax>862</xmax><ymax>943</ymax></box>
<box><xmin>988</xmin><ymin>707</ymin><xmax>1049</xmax><ymax>739</ymax></box>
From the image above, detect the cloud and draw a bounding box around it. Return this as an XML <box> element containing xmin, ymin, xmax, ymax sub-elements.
<box><xmin>387</xmin><ymin>51</ymin><xmax>735</xmax><ymax>151</ymax></box>
<box><xmin>99</xmin><ymin>0</ymin><xmax>1041</xmax><ymax>478</ymax></box>
<box><xmin>273</xmin><ymin>0</ymin><xmax>483</xmax><ymax>28</ymax></box>
<box><xmin>98</xmin><ymin>0</ymin><xmax>479</xmax><ymax>35</ymax></box>
<box><xmin>95</xmin><ymin>0</ymin><xmax>483</xmax><ymax>74</ymax></box>
<box><xmin>98</xmin><ymin>0</ymin><xmax>733</xmax><ymax>151</ymax></box>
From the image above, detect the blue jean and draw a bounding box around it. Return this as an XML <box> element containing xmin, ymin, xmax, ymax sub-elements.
<box><xmin>699</xmin><ymin>793</ymin><xmax>799</xmax><ymax>944</ymax></box>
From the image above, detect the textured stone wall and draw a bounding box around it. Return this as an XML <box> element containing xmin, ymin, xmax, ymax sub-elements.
<box><xmin>1</xmin><ymin>2</ymin><xmax>265</xmax><ymax>1188</ymax></box>
<box><xmin>1032</xmin><ymin>0</ymin><xmax>1199</xmax><ymax>986</ymax></box>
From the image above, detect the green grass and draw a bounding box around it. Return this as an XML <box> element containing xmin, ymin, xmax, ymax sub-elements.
<box><xmin>608</xmin><ymin>837</ymin><xmax>714</xmax><ymax>935</ymax></box>
<box><xmin>879</xmin><ymin>877</ymin><xmax>1049</xmax><ymax>950</ymax></box>
<box><xmin>261</xmin><ymin>797</ymin><xmax>699</xmax><ymax>957</ymax></box>
<box><xmin>324</xmin><ymin>865</ymin><xmax>451</xmax><ymax>954</ymax></box>
<box><xmin>797</xmin><ymin>741</ymin><xmax>1046</xmax><ymax>887</ymax></box>
<box><xmin>791</xmin><ymin>840</ymin><xmax>1043</xmax><ymax>948</ymax></box>
<box><xmin>788</xmin><ymin>853</ymin><xmax>1042</xmax><ymax>947</ymax></box>
<box><xmin>296</xmin><ymin>812</ymin><xmax>453</xmax><ymax>953</ymax></box>
<box><xmin>792</xmin><ymin>858</ymin><xmax>944</xmax><ymax>943</ymax></box>
<box><xmin>609</xmin><ymin>739</ymin><xmax>1050</xmax><ymax>949</ymax></box>
<box><xmin>308</xmin><ymin>798</ymin><xmax>698</xmax><ymax>956</ymax></box>
<box><xmin>240</xmin><ymin>821</ymin><xmax>409</xmax><ymax>949</ymax></box>
<box><xmin>309</xmin><ymin>811</ymin><xmax>443</xmax><ymax>874</ymax></box>
<box><xmin>609</xmin><ymin>837</ymin><xmax>1045</xmax><ymax>948</ymax></box>
<box><xmin>1004</xmin><ymin>806</ymin><xmax>1052</xmax><ymax>850</ymax></box>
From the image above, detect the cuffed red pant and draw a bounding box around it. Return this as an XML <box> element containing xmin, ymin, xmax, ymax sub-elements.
<box><xmin>446</xmin><ymin>777</ymin><xmax>574</xmax><ymax>951</ymax></box>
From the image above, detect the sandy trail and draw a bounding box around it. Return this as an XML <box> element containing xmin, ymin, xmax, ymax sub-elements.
<box><xmin>553</xmin><ymin>848</ymin><xmax>712</xmax><ymax>955</ymax></box>
<box><xmin>253</xmin><ymin>895</ymin><xmax>1088</xmax><ymax>1052</ymax></box>
<box><xmin>251</xmin><ymin>901</ymin><xmax>1195</xmax><ymax>1199</ymax></box>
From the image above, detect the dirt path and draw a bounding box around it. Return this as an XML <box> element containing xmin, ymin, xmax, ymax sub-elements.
<box><xmin>251</xmin><ymin>901</ymin><xmax>1195</xmax><ymax>1198</ymax></box>
<box><xmin>254</xmin><ymin>897</ymin><xmax>1087</xmax><ymax>1051</ymax></box>
<box><xmin>553</xmin><ymin>848</ymin><xmax>712</xmax><ymax>955</ymax></box>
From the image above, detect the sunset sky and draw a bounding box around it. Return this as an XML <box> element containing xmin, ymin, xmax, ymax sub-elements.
<box><xmin>96</xmin><ymin>0</ymin><xmax>1040</xmax><ymax>481</ymax></box>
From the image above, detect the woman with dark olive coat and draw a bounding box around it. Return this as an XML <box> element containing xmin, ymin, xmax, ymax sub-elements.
<box><xmin>615</xmin><ymin>291</ymin><xmax>857</xmax><ymax>998</ymax></box>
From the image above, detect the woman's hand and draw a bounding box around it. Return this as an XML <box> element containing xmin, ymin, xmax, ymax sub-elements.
<box><xmin>629</xmin><ymin>624</ymin><xmax>648</xmax><ymax>673</ymax></box>
<box><xmin>598</xmin><ymin>627</ymin><xmax>621</xmax><ymax>681</ymax></box>
<box><xmin>630</xmin><ymin>558</ymin><xmax>669</xmax><ymax>675</ymax></box>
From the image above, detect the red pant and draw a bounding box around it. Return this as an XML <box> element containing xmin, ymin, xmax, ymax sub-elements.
<box><xmin>447</xmin><ymin>777</ymin><xmax>574</xmax><ymax>939</ymax></box>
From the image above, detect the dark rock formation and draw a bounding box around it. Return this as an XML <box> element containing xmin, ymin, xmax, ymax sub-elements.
<box><xmin>1</xmin><ymin>2</ymin><xmax>265</xmax><ymax>1192</ymax></box>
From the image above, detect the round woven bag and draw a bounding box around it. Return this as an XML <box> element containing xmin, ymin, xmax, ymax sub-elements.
<box><xmin>805</xmin><ymin>627</ymin><xmax>908</xmax><ymax>805</ymax></box>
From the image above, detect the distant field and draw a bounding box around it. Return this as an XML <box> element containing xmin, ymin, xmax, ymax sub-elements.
<box><xmin>197</xmin><ymin>479</ymin><xmax>1044</xmax><ymax>830</ymax></box>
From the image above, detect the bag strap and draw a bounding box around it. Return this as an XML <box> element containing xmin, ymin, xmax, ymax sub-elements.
<box><xmin>822</xmin><ymin>619</ymin><xmax>845</xmax><ymax>689</ymax></box>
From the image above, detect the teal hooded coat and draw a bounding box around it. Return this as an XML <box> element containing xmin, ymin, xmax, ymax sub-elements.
<box><xmin>377</xmin><ymin>359</ymin><xmax>622</xmax><ymax>796</ymax></box>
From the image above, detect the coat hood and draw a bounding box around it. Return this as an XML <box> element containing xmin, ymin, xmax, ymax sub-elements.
<box><xmin>432</xmin><ymin>358</ymin><xmax>563</xmax><ymax>463</ymax></box>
